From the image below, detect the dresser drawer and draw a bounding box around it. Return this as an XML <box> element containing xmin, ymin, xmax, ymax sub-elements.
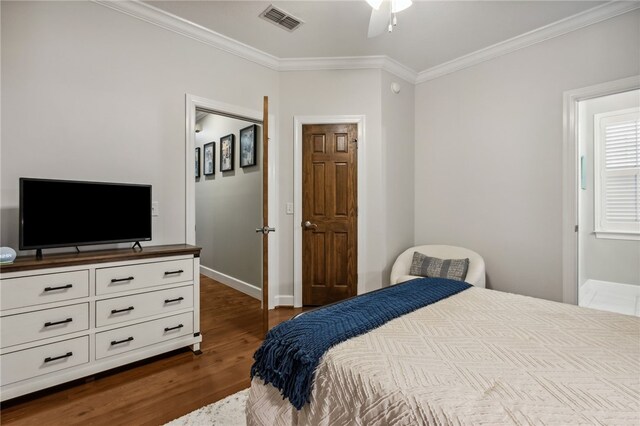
<box><xmin>0</xmin><ymin>270</ymin><xmax>89</xmax><ymax>311</ymax></box>
<box><xmin>0</xmin><ymin>336</ymin><xmax>89</xmax><ymax>386</ymax></box>
<box><xmin>95</xmin><ymin>259</ymin><xmax>193</xmax><ymax>296</ymax></box>
<box><xmin>95</xmin><ymin>312</ymin><xmax>193</xmax><ymax>359</ymax></box>
<box><xmin>95</xmin><ymin>285</ymin><xmax>193</xmax><ymax>327</ymax></box>
<box><xmin>1</xmin><ymin>303</ymin><xmax>89</xmax><ymax>349</ymax></box>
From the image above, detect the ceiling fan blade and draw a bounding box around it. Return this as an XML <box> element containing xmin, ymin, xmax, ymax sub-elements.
<box><xmin>367</xmin><ymin>1</ymin><xmax>391</xmax><ymax>38</ymax></box>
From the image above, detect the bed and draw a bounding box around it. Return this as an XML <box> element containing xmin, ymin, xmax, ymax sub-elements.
<box><xmin>246</xmin><ymin>281</ymin><xmax>640</xmax><ymax>425</ymax></box>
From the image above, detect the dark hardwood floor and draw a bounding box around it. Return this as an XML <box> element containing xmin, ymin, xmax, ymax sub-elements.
<box><xmin>0</xmin><ymin>276</ymin><xmax>302</xmax><ymax>425</ymax></box>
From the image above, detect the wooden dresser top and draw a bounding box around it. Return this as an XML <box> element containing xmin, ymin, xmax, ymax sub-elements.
<box><xmin>0</xmin><ymin>244</ymin><xmax>201</xmax><ymax>274</ymax></box>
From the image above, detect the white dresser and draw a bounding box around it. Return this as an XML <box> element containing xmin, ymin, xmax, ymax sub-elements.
<box><xmin>0</xmin><ymin>245</ymin><xmax>201</xmax><ymax>401</ymax></box>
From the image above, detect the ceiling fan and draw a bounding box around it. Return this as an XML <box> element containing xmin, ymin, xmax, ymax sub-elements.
<box><xmin>366</xmin><ymin>0</ymin><xmax>413</xmax><ymax>38</ymax></box>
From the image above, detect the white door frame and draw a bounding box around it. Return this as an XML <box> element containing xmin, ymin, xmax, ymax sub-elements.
<box><xmin>562</xmin><ymin>75</ymin><xmax>639</xmax><ymax>304</ymax></box>
<box><xmin>185</xmin><ymin>94</ymin><xmax>279</xmax><ymax>309</ymax></box>
<box><xmin>293</xmin><ymin>115</ymin><xmax>366</xmax><ymax>308</ymax></box>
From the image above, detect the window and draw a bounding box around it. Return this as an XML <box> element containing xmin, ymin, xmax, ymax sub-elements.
<box><xmin>594</xmin><ymin>107</ymin><xmax>640</xmax><ymax>239</ymax></box>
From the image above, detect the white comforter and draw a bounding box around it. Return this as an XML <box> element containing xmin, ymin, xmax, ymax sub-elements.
<box><xmin>246</xmin><ymin>287</ymin><xmax>640</xmax><ymax>425</ymax></box>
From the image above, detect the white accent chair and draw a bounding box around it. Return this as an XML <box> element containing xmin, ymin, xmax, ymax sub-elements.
<box><xmin>390</xmin><ymin>245</ymin><xmax>486</xmax><ymax>287</ymax></box>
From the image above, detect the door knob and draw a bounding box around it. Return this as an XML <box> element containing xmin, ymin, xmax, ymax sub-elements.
<box><xmin>255</xmin><ymin>226</ymin><xmax>276</xmax><ymax>234</ymax></box>
<box><xmin>302</xmin><ymin>221</ymin><xmax>318</xmax><ymax>229</ymax></box>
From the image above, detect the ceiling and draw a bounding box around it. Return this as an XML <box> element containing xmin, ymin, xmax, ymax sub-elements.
<box><xmin>145</xmin><ymin>1</ymin><xmax>604</xmax><ymax>72</ymax></box>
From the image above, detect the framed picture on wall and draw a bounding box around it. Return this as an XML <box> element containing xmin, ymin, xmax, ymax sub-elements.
<box><xmin>220</xmin><ymin>134</ymin><xmax>235</xmax><ymax>172</ymax></box>
<box><xmin>203</xmin><ymin>142</ymin><xmax>215</xmax><ymax>175</ymax></box>
<box><xmin>195</xmin><ymin>147</ymin><xmax>201</xmax><ymax>178</ymax></box>
<box><xmin>239</xmin><ymin>124</ymin><xmax>258</xmax><ymax>168</ymax></box>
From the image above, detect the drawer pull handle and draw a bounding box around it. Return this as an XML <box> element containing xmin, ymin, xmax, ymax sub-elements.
<box><xmin>164</xmin><ymin>297</ymin><xmax>184</xmax><ymax>304</ymax></box>
<box><xmin>44</xmin><ymin>318</ymin><xmax>73</xmax><ymax>327</ymax></box>
<box><xmin>111</xmin><ymin>337</ymin><xmax>134</xmax><ymax>346</ymax></box>
<box><xmin>44</xmin><ymin>352</ymin><xmax>73</xmax><ymax>363</ymax></box>
<box><xmin>164</xmin><ymin>324</ymin><xmax>184</xmax><ymax>332</ymax></box>
<box><xmin>164</xmin><ymin>270</ymin><xmax>184</xmax><ymax>276</ymax></box>
<box><xmin>111</xmin><ymin>276</ymin><xmax>134</xmax><ymax>283</ymax></box>
<box><xmin>44</xmin><ymin>284</ymin><xmax>73</xmax><ymax>292</ymax></box>
<box><xmin>111</xmin><ymin>306</ymin><xmax>134</xmax><ymax>314</ymax></box>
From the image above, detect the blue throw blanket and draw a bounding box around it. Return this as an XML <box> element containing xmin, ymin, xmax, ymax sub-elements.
<box><xmin>250</xmin><ymin>277</ymin><xmax>471</xmax><ymax>410</ymax></box>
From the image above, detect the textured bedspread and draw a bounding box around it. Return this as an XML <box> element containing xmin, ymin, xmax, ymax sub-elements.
<box><xmin>246</xmin><ymin>287</ymin><xmax>640</xmax><ymax>425</ymax></box>
<box><xmin>251</xmin><ymin>278</ymin><xmax>470</xmax><ymax>409</ymax></box>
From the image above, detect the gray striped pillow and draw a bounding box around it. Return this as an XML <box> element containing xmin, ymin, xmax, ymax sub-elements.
<box><xmin>409</xmin><ymin>252</ymin><xmax>469</xmax><ymax>281</ymax></box>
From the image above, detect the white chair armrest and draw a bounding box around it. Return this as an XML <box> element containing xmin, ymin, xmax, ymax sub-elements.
<box><xmin>390</xmin><ymin>252</ymin><xmax>415</xmax><ymax>284</ymax></box>
<box><xmin>464</xmin><ymin>256</ymin><xmax>486</xmax><ymax>288</ymax></box>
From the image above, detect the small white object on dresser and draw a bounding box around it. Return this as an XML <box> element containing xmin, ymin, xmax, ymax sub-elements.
<box><xmin>0</xmin><ymin>245</ymin><xmax>201</xmax><ymax>401</ymax></box>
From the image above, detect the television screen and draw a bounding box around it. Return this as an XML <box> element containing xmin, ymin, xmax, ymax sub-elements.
<box><xmin>20</xmin><ymin>178</ymin><xmax>152</xmax><ymax>250</ymax></box>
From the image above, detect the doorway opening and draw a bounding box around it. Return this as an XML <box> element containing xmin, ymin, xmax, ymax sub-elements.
<box><xmin>185</xmin><ymin>95</ymin><xmax>279</xmax><ymax>336</ymax></box>
<box><xmin>562</xmin><ymin>76</ymin><xmax>639</xmax><ymax>307</ymax></box>
<box><xmin>576</xmin><ymin>89</ymin><xmax>639</xmax><ymax>316</ymax></box>
<box><xmin>194</xmin><ymin>110</ymin><xmax>263</xmax><ymax>300</ymax></box>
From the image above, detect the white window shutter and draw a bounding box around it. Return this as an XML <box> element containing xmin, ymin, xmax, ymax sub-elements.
<box><xmin>595</xmin><ymin>108</ymin><xmax>640</xmax><ymax>238</ymax></box>
<box><xmin>603</xmin><ymin>173</ymin><xmax>639</xmax><ymax>223</ymax></box>
<box><xmin>604</xmin><ymin>120</ymin><xmax>640</xmax><ymax>169</ymax></box>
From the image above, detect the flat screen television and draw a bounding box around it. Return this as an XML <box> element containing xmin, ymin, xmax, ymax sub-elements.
<box><xmin>20</xmin><ymin>178</ymin><xmax>152</xmax><ymax>254</ymax></box>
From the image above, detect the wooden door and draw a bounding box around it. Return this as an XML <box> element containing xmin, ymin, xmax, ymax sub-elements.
<box><xmin>302</xmin><ymin>123</ymin><xmax>357</xmax><ymax>306</ymax></box>
<box><xmin>262</xmin><ymin>96</ymin><xmax>269</xmax><ymax>335</ymax></box>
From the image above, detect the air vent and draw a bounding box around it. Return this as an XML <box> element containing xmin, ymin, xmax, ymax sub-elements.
<box><xmin>260</xmin><ymin>5</ymin><xmax>304</xmax><ymax>32</ymax></box>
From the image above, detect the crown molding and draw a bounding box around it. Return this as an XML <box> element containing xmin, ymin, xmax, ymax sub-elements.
<box><xmin>94</xmin><ymin>1</ymin><xmax>638</xmax><ymax>86</ymax></box>
<box><xmin>380</xmin><ymin>56</ymin><xmax>420</xmax><ymax>83</ymax></box>
<box><xmin>279</xmin><ymin>56</ymin><xmax>418</xmax><ymax>84</ymax></box>
<box><xmin>416</xmin><ymin>1</ymin><xmax>640</xmax><ymax>84</ymax></box>
<box><xmin>94</xmin><ymin>0</ymin><xmax>280</xmax><ymax>70</ymax></box>
<box><xmin>94</xmin><ymin>0</ymin><xmax>419</xmax><ymax>83</ymax></box>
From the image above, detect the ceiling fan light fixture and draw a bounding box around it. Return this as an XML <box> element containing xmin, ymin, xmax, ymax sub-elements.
<box><xmin>391</xmin><ymin>0</ymin><xmax>412</xmax><ymax>13</ymax></box>
<box><xmin>366</xmin><ymin>0</ymin><xmax>384</xmax><ymax>10</ymax></box>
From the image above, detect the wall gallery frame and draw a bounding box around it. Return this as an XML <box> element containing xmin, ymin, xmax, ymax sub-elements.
<box><xmin>195</xmin><ymin>147</ymin><xmax>200</xmax><ymax>179</ymax></box>
<box><xmin>240</xmin><ymin>124</ymin><xmax>258</xmax><ymax>168</ymax></box>
<box><xmin>203</xmin><ymin>142</ymin><xmax>215</xmax><ymax>175</ymax></box>
<box><xmin>220</xmin><ymin>134</ymin><xmax>235</xmax><ymax>172</ymax></box>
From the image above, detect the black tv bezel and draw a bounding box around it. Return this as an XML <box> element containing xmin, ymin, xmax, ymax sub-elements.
<box><xmin>19</xmin><ymin>177</ymin><xmax>153</xmax><ymax>251</ymax></box>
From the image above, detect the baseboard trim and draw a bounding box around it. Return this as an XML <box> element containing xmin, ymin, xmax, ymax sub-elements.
<box><xmin>274</xmin><ymin>295</ymin><xmax>294</xmax><ymax>307</ymax></box>
<box><xmin>200</xmin><ymin>265</ymin><xmax>261</xmax><ymax>300</ymax></box>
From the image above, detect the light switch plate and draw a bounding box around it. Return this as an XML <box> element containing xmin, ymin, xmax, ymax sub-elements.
<box><xmin>286</xmin><ymin>202</ymin><xmax>294</xmax><ymax>215</ymax></box>
<box><xmin>152</xmin><ymin>201</ymin><xmax>159</xmax><ymax>217</ymax></box>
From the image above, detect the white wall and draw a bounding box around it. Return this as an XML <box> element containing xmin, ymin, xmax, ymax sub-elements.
<box><xmin>414</xmin><ymin>10</ymin><xmax>640</xmax><ymax>302</ymax></box>
<box><xmin>277</xmin><ymin>69</ymin><xmax>384</xmax><ymax>300</ymax></box>
<box><xmin>195</xmin><ymin>114</ymin><xmax>262</xmax><ymax>288</ymax></box>
<box><xmin>0</xmin><ymin>1</ymin><xmax>278</xmax><ymax>254</ymax></box>
<box><xmin>1</xmin><ymin>1</ymin><xmax>416</xmax><ymax>306</ymax></box>
<box><xmin>6</xmin><ymin>0</ymin><xmax>635</xmax><ymax>306</ymax></box>
<box><xmin>0</xmin><ymin>1</ymin><xmax>415</xmax><ymax>304</ymax></box>
<box><xmin>381</xmin><ymin>71</ymin><xmax>415</xmax><ymax>281</ymax></box>
<box><xmin>275</xmin><ymin>69</ymin><xmax>416</xmax><ymax>303</ymax></box>
<box><xmin>578</xmin><ymin>90</ymin><xmax>640</xmax><ymax>287</ymax></box>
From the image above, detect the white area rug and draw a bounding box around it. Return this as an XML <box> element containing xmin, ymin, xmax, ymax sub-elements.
<box><xmin>165</xmin><ymin>389</ymin><xmax>249</xmax><ymax>426</ymax></box>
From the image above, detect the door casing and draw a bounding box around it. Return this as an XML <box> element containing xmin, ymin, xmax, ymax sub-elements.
<box><xmin>293</xmin><ymin>115</ymin><xmax>366</xmax><ymax>308</ymax></box>
<box><xmin>561</xmin><ymin>76</ymin><xmax>640</xmax><ymax>305</ymax></box>
<box><xmin>185</xmin><ymin>94</ymin><xmax>279</xmax><ymax>309</ymax></box>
